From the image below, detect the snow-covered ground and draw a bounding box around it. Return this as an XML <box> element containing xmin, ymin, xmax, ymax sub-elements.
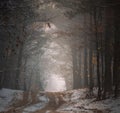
<box><xmin>0</xmin><ymin>88</ymin><xmax>23</xmax><ymax>112</ymax></box>
<box><xmin>0</xmin><ymin>88</ymin><xmax>120</xmax><ymax>113</ymax></box>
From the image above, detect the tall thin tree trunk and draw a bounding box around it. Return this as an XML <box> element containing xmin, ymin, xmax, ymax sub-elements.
<box><xmin>89</xmin><ymin>48</ymin><xmax>94</xmax><ymax>90</ymax></box>
<box><xmin>93</xmin><ymin>7</ymin><xmax>101</xmax><ymax>99</ymax></box>
<box><xmin>113</xmin><ymin>6</ymin><xmax>120</xmax><ymax>97</ymax></box>
<box><xmin>84</xmin><ymin>47</ymin><xmax>88</xmax><ymax>87</ymax></box>
<box><xmin>103</xmin><ymin>7</ymin><xmax>113</xmax><ymax>98</ymax></box>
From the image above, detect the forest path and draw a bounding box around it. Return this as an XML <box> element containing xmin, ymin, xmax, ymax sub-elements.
<box><xmin>0</xmin><ymin>89</ymin><xmax>114</xmax><ymax>113</ymax></box>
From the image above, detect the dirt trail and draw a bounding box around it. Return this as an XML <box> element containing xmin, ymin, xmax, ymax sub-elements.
<box><xmin>34</xmin><ymin>104</ymin><xmax>60</xmax><ymax>113</ymax></box>
<box><xmin>0</xmin><ymin>91</ymin><xmax>111</xmax><ymax>113</ymax></box>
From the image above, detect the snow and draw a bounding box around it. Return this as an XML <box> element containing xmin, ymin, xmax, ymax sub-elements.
<box><xmin>0</xmin><ymin>88</ymin><xmax>120</xmax><ymax>113</ymax></box>
<box><xmin>70</xmin><ymin>88</ymin><xmax>89</xmax><ymax>101</ymax></box>
<box><xmin>23</xmin><ymin>103</ymin><xmax>47</xmax><ymax>113</ymax></box>
<box><xmin>0</xmin><ymin>88</ymin><xmax>23</xmax><ymax>112</ymax></box>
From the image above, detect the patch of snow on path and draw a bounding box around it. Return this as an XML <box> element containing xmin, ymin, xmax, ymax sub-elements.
<box><xmin>23</xmin><ymin>102</ymin><xmax>47</xmax><ymax>113</ymax></box>
<box><xmin>0</xmin><ymin>88</ymin><xmax>23</xmax><ymax>112</ymax></box>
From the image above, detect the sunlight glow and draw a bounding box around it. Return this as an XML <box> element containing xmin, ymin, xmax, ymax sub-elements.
<box><xmin>39</xmin><ymin>41</ymin><xmax>73</xmax><ymax>92</ymax></box>
<box><xmin>45</xmin><ymin>74</ymin><xmax>66</xmax><ymax>92</ymax></box>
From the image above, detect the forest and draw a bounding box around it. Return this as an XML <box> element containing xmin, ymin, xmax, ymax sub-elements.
<box><xmin>0</xmin><ymin>0</ymin><xmax>120</xmax><ymax>113</ymax></box>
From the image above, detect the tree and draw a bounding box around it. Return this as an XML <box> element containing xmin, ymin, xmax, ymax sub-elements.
<box><xmin>113</xmin><ymin>4</ymin><xmax>120</xmax><ymax>98</ymax></box>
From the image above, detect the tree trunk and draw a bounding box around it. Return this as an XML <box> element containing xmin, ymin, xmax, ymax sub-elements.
<box><xmin>103</xmin><ymin>7</ymin><xmax>113</xmax><ymax>98</ymax></box>
<box><xmin>113</xmin><ymin>6</ymin><xmax>120</xmax><ymax>98</ymax></box>
<box><xmin>93</xmin><ymin>7</ymin><xmax>101</xmax><ymax>99</ymax></box>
